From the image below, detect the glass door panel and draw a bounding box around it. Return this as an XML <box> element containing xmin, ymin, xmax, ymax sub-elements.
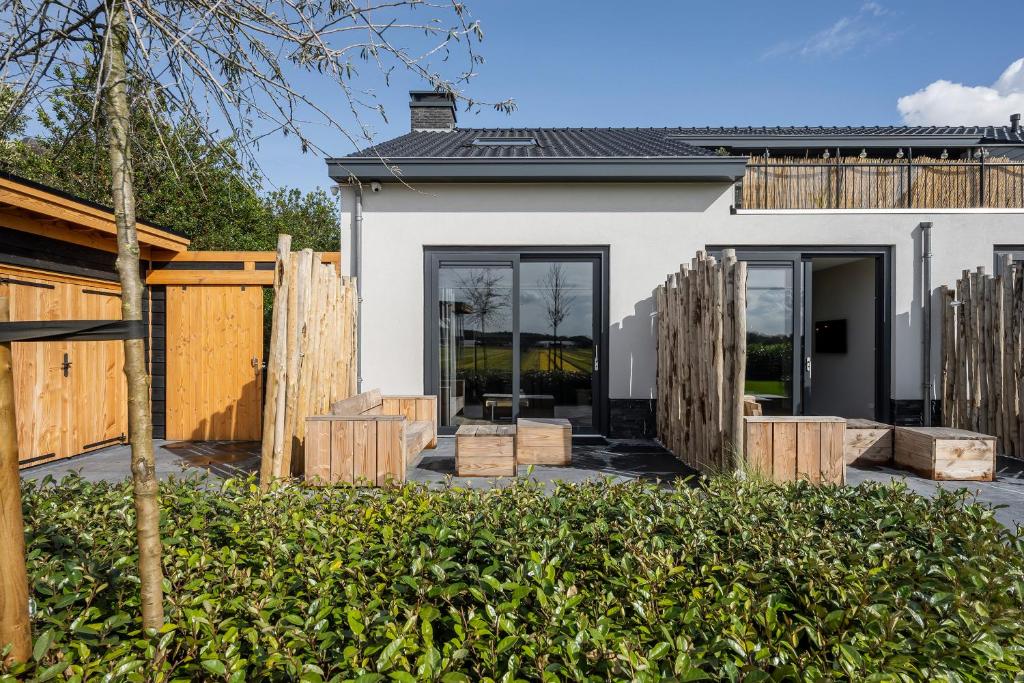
<box><xmin>744</xmin><ymin>264</ymin><xmax>795</xmax><ymax>415</ymax></box>
<box><xmin>519</xmin><ymin>260</ymin><xmax>596</xmax><ymax>431</ymax></box>
<box><xmin>438</xmin><ymin>263</ymin><xmax>514</xmax><ymax>427</ymax></box>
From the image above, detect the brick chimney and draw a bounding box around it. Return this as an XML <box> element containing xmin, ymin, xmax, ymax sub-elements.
<box><xmin>409</xmin><ymin>90</ymin><xmax>456</xmax><ymax>132</ymax></box>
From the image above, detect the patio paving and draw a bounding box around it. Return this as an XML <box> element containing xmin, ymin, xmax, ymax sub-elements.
<box><xmin>20</xmin><ymin>440</ymin><xmax>262</xmax><ymax>483</ymax></box>
<box><xmin>847</xmin><ymin>456</ymin><xmax>1024</xmax><ymax>529</ymax></box>
<box><xmin>19</xmin><ymin>438</ymin><xmax>1024</xmax><ymax>529</ymax></box>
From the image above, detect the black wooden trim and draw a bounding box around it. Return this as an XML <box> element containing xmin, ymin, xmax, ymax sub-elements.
<box><xmin>0</xmin><ymin>225</ymin><xmax>118</xmax><ymax>281</ymax></box>
<box><xmin>151</xmin><ymin>261</ymin><xmax>243</xmax><ymax>270</ymax></box>
<box><xmin>82</xmin><ymin>288</ymin><xmax>121</xmax><ymax>297</ymax></box>
<box><xmin>0</xmin><ymin>276</ymin><xmax>55</xmax><ymax>290</ymax></box>
<box><xmin>148</xmin><ymin>286</ymin><xmax>166</xmax><ymax>439</ymax></box>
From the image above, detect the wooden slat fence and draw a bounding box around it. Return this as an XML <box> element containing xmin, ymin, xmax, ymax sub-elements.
<box><xmin>940</xmin><ymin>258</ymin><xmax>1023</xmax><ymax>457</ymax></box>
<box><xmin>260</xmin><ymin>235</ymin><xmax>357</xmax><ymax>485</ymax></box>
<box><xmin>655</xmin><ymin>249</ymin><xmax>747</xmax><ymax>472</ymax></box>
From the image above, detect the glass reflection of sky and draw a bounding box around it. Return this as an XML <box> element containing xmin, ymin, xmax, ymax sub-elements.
<box><xmin>746</xmin><ymin>267</ymin><xmax>792</xmax><ymax>338</ymax></box>
<box><xmin>520</xmin><ymin>262</ymin><xmax>593</xmax><ymax>339</ymax></box>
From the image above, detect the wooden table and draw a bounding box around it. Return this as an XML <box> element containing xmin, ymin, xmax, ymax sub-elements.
<box><xmin>516</xmin><ymin>418</ymin><xmax>571</xmax><ymax>465</ymax></box>
<box><xmin>455</xmin><ymin>425</ymin><xmax>516</xmax><ymax>477</ymax></box>
<box><xmin>481</xmin><ymin>393</ymin><xmax>555</xmax><ymax>420</ymax></box>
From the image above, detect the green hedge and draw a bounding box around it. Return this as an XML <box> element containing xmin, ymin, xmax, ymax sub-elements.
<box><xmin>4</xmin><ymin>475</ymin><xmax>1024</xmax><ymax>681</ymax></box>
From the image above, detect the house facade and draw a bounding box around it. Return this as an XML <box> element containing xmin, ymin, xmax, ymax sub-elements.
<box><xmin>327</xmin><ymin>92</ymin><xmax>1024</xmax><ymax>438</ymax></box>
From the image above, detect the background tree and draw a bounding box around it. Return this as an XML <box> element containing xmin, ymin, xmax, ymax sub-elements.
<box><xmin>540</xmin><ymin>263</ymin><xmax>577</xmax><ymax>370</ymax></box>
<box><xmin>456</xmin><ymin>269</ymin><xmax>510</xmax><ymax>372</ymax></box>
<box><xmin>0</xmin><ymin>0</ymin><xmax>511</xmax><ymax>645</ymax></box>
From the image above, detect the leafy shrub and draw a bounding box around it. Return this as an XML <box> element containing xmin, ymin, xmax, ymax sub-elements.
<box><xmin>4</xmin><ymin>475</ymin><xmax>1024</xmax><ymax>681</ymax></box>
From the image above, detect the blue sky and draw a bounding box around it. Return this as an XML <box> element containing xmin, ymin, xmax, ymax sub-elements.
<box><xmin>256</xmin><ymin>1</ymin><xmax>1024</xmax><ymax>194</ymax></box>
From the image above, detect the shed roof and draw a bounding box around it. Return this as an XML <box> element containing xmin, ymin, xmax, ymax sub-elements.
<box><xmin>0</xmin><ymin>171</ymin><xmax>190</xmax><ymax>253</ymax></box>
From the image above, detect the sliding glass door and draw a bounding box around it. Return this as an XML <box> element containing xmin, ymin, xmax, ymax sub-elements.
<box><xmin>428</xmin><ymin>250</ymin><xmax>604</xmax><ymax>435</ymax></box>
<box><xmin>437</xmin><ymin>258</ymin><xmax>516</xmax><ymax>427</ymax></box>
<box><xmin>519</xmin><ymin>259</ymin><xmax>597</xmax><ymax>432</ymax></box>
<box><xmin>719</xmin><ymin>248</ymin><xmax>890</xmax><ymax>422</ymax></box>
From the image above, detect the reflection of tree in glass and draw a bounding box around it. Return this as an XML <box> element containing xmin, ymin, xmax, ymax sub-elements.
<box><xmin>456</xmin><ymin>269</ymin><xmax>509</xmax><ymax>371</ymax></box>
<box><xmin>540</xmin><ymin>263</ymin><xmax>577</xmax><ymax>370</ymax></box>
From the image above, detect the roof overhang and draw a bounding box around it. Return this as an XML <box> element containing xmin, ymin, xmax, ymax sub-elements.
<box><xmin>0</xmin><ymin>174</ymin><xmax>190</xmax><ymax>252</ymax></box>
<box><xmin>326</xmin><ymin>156</ymin><xmax>749</xmax><ymax>183</ymax></box>
<box><xmin>669</xmin><ymin>134</ymin><xmax>988</xmax><ymax>150</ymax></box>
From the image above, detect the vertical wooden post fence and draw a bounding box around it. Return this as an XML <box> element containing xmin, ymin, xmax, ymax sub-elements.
<box><xmin>260</xmin><ymin>238</ymin><xmax>358</xmax><ymax>485</ymax></box>
<box><xmin>940</xmin><ymin>258</ymin><xmax>1023</xmax><ymax>456</ymax></box>
<box><xmin>655</xmin><ymin>249</ymin><xmax>747</xmax><ymax>472</ymax></box>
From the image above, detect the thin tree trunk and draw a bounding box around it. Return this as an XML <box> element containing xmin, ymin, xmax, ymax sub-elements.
<box><xmin>0</xmin><ymin>297</ymin><xmax>31</xmax><ymax>664</ymax></box>
<box><xmin>101</xmin><ymin>0</ymin><xmax>164</xmax><ymax>630</ymax></box>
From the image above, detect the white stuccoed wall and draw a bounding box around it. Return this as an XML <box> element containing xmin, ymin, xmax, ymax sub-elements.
<box><xmin>337</xmin><ymin>181</ymin><xmax>1024</xmax><ymax>409</ymax></box>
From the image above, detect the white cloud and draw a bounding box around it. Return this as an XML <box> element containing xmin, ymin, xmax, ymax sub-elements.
<box><xmin>763</xmin><ymin>3</ymin><xmax>896</xmax><ymax>60</ymax></box>
<box><xmin>897</xmin><ymin>58</ymin><xmax>1024</xmax><ymax>125</ymax></box>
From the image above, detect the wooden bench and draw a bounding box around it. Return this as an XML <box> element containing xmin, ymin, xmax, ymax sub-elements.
<box><xmin>894</xmin><ymin>427</ymin><xmax>995</xmax><ymax>481</ymax></box>
<box><xmin>304</xmin><ymin>389</ymin><xmax>437</xmax><ymax>485</ymax></box>
<box><xmin>744</xmin><ymin>416</ymin><xmax>846</xmax><ymax>485</ymax></box>
<box><xmin>844</xmin><ymin>419</ymin><xmax>893</xmax><ymax>466</ymax></box>
<box><xmin>516</xmin><ymin>418</ymin><xmax>571</xmax><ymax>465</ymax></box>
<box><xmin>455</xmin><ymin>425</ymin><xmax>516</xmax><ymax>477</ymax></box>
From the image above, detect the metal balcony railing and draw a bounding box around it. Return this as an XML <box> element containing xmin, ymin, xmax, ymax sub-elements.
<box><xmin>738</xmin><ymin>156</ymin><xmax>1024</xmax><ymax>210</ymax></box>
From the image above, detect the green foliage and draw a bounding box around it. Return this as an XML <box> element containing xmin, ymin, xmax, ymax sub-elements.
<box><xmin>4</xmin><ymin>476</ymin><xmax>1023</xmax><ymax>681</ymax></box>
<box><xmin>0</xmin><ymin>78</ymin><xmax>338</xmax><ymax>253</ymax></box>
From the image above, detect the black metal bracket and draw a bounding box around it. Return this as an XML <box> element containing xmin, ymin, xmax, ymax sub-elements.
<box><xmin>82</xmin><ymin>433</ymin><xmax>127</xmax><ymax>450</ymax></box>
<box><xmin>0</xmin><ymin>276</ymin><xmax>55</xmax><ymax>290</ymax></box>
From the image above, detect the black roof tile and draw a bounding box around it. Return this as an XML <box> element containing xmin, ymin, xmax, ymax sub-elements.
<box><xmin>344</xmin><ymin>125</ymin><xmax>1024</xmax><ymax>160</ymax></box>
<box><xmin>670</xmin><ymin>125</ymin><xmax>1024</xmax><ymax>143</ymax></box>
<box><xmin>346</xmin><ymin>128</ymin><xmax>720</xmax><ymax>159</ymax></box>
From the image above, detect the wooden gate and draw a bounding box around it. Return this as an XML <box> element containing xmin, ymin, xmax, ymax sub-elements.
<box><xmin>1</xmin><ymin>265</ymin><xmax>127</xmax><ymax>466</ymax></box>
<box><xmin>165</xmin><ymin>285</ymin><xmax>264</xmax><ymax>440</ymax></box>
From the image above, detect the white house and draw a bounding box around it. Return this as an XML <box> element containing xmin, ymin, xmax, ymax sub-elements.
<box><xmin>327</xmin><ymin>91</ymin><xmax>1024</xmax><ymax>438</ymax></box>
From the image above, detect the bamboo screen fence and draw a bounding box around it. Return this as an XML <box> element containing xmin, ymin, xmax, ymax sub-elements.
<box><xmin>655</xmin><ymin>250</ymin><xmax>747</xmax><ymax>472</ymax></box>
<box><xmin>260</xmin><ymin>235</ymin><xmax>358</xmax><ymax>485</ymax></box>
<box><xmin>940</xmin><ymin>259</ymin><xmax>1024</xmax><ymax>457</ymax></box>
<box><xmin>742</xmin><ymin>155</ymin><xmax>1024</xmax><ymax>209</ymax></box>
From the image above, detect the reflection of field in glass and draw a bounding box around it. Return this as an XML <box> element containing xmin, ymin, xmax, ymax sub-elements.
<box><xmin>457</xmin><ymin>346</ymin><xmax>593</xmax><ymax>372</ymax></box>
<box><xmin>745</xmin><ymin>380</ymin><xmax>787</xmax><ymax>396</ymax></box>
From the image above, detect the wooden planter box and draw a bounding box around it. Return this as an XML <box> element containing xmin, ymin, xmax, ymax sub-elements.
<box><xmin>744</xmin><ymin>416</ymin><xmax>846</xmax><ymax>485</ymax></box>
<box><xmin>516</xmin><ymin>418</ymin><xmax>571</xmax><ymax>466</ymax></box>
<box><xmin>844</xmin><ymin>419</ymin><xmax>893</xmax><ymax>466</ymax></box>
<box><xmin>455</xmin><ymin>425</ymin><xmax>516</xmax><ymax>477</ymax></box>
<box><xmin>894</xmin><ymin>427</ymin><xmax>995</xmax><ymax>481</ymax></box>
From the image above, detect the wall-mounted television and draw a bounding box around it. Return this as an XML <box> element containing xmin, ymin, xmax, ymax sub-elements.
<box><xmin>815</xmin><ymin>319</ymin><xmax>847</xmax><ymax>354</ymax></box>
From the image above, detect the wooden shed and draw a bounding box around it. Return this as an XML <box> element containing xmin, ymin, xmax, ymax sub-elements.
<box><xmin>0</xmin><ymin>172</ymin><xmax>322</xmax><ymax>467</ymax></box>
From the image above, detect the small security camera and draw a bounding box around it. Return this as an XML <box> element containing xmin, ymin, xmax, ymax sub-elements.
<box><xmin>370</xmin><ymin>181</ymin><xmax>383</xmax><ymax>193</ymax></box>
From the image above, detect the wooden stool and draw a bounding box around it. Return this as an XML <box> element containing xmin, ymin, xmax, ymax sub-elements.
<box><xmin>516</xmin><ymin>418</ymin><xmax>571</xmax><ymax>465</ymax></box>
<box><xmin>455</xmin><ymin>425</ymin><xmax>516</xmax><ymax>476</ymax></box>
<box><xmin>844</xmin><ymin>419</ymin><xmax>893</xmax><ymax>466</ymax></box>
<box><xmin>894</xmin><ymin>427</ymin><xmax>995</xmax><ymax>481</ymax></box>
